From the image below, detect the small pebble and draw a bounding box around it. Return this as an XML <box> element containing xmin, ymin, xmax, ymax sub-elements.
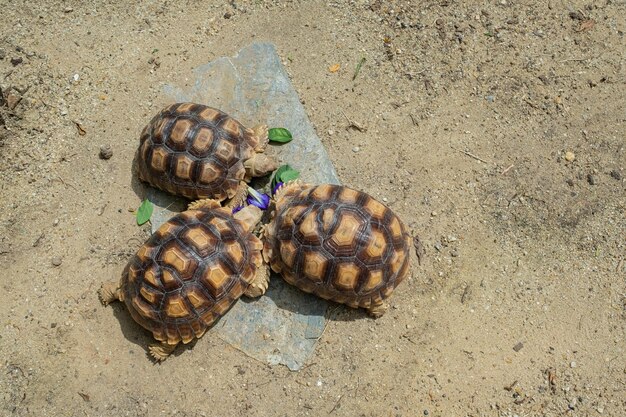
<box><xmin>587</xmin><ymin>174</ymin><xmax>597</xmax><ymax>185</ymax></box>
<box><xmin>485</xmin><ymin>95</ymin><xmax>495</xmax><ymax>103</ymax></box>
<box><xmin>434</xmin><ymin>242</ymin><xmax>443</xmax><ymax>252</ymax></box>
<box><xmin>382</xmin><ymin>197</ymin><xmax>388</xmax><ymax>202</ymax></box>
<box><xmin>431</xmin><ymin>211</ymin><xmax>437</xmax><ymax>217</ymax></box>
<box><xmin>566</xmin><ymin>179</ymin><xmax>574</xmax><ymax>187</ymax></box>
<box><xmin>513</xmin><ymin>341</ymin><xmax>524</xmax><ymax>352</ymax></box>
<box><xmin>51</xmin><ymin>257</ymin><xmax>62</xmax><ymax>267</ymax></box>
<box><xmin>99</xmin><ymin>145</ymin><xmax>113</xmax><ymax>160</ymax></box>
<box><xmin>6</xmin><ymin>93</ymin><xmax>20</xmax><ymax>110</ymax></box>
<box><xmin>0</xmin><ymin>49</ymin><xmax>5</xmax><ymax>60</ymax></box>
<box><xmin>597</xmin><ymin>407</ymin><xmax>604</xmax><ymax>413</ymax></box>
<box><xmin>610</xmin><ymin>169</ymin><xmax>622</xmax><ymax>180</ymax></box>
<box><xmin>50</xmin><ymin>322</ymin><xmax>57</xmax><ymax>328</ymax></box>
<box><xmin>352</xmin><ymin>146</ymin><xmax>360</xmax><ymax>153</ymax></box>
<box><xmin>11</xmin><ymin>57</ymin><xmax>23</xmax><ymax>66</ymax></box>
<box><xmin>570</xmin><ymin>361</ymin><xmax>577</xmax><ymax>368</ymax></box>
<box><xmin>327</xmin><ymin>129</ymin><xmax>334</xmax><ymax>136</ymax></box>
<box><xmin>450</xmin><ymin>249</ymin><xmax>460</xmax><ymax>257</ymax></box>
<box><xmin>568</xmin><ymin>398</ymin><xmax>577</xmax><ymax>410</ymax></box>
<box><xmin>424</xmin><ymin>410</ymin><xmax>429</xmax><ymax>416</ymax></box>
<box><xmin>223</xmin><ymin>11</ymin><xmax>232</xmax><ymax>19</ymax></box>
<box><xmin>564</xmin><ymin>151</ymin><xmax>575</xmax><ymax>162</ymax></box>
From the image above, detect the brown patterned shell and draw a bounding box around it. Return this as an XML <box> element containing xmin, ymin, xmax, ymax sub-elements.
<box><xmin>121</xmin><ymin>207</ymin><xmax>263</xmax><ymax>345</ymax></box>
<box><xmin>135</xmin><ymin>103</ymin><xmax>261</xmax><ymax>200</ymax></box>
<box><xmin>264</xmin><ymin>184</ymin><xmax>412</xmax><ymax>310</ymax></box>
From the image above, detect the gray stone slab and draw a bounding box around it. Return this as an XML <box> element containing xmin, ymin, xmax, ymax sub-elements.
<box><xmin>147</xmin><ymin>42</ymin><xmax>340</xmax><ymax>370</ymax></box>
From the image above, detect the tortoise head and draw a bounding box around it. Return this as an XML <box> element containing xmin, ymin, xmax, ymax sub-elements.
<box><xmin>243</xmin><ymin>153</ymin><xmax>279</xmax><ymax>178</ymax></box>
<box><xmin>232</xmin><ymin>205</ymin><xmax>263</xmax><ymax>232</ymax></box>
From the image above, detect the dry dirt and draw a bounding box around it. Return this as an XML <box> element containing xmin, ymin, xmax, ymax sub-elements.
<box><xmin>1</xmin><ymin>1</ymin><xmax>625</xmax><ymax>416</ymax></box>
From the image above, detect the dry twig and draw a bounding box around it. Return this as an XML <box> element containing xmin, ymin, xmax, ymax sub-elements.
<box><xmin>341</xmin><ymin>110</ymin><xmax>367</xmax><ymax>132</ymax></box>
<box><xmin>450</xmin><ymin>146</ymin><xmax>491</xmax><ymax>164</ymax></box>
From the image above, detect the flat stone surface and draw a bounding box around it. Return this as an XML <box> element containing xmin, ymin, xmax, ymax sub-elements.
<box><xmin>147</xmin><ymin>42</ymin><xmax>339</xmax><ymax>370</ymax></box>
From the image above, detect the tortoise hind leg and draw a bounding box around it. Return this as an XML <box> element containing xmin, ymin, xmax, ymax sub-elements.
<box><xmin>149</xmin><ymin>342</ymin><xmax>178</xmax><ymax>362</ymax></box>
<box><xmin>366</xmin><ymin>301</ymin><xmax>389</xmax><ymax>318</ymax></box>
<box><xmin>98</xmin><ymin>280</ymin><xmax>123</xmax><ymax>306</ymax></box>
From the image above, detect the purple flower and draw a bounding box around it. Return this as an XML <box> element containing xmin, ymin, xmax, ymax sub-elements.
<box><xmin>231</xmin><ymin>205</ymin><xmax>244</xmax><ymax>214</ymax></box>
<box><xmin>246</xmin><ymin>187</ymin><xmax>270</xmax><ymax>210</ymax></box>
<box><xmin>272</xmin><ymin>181</ymin><xmax>284</xmax><ymax>196</ymax></box>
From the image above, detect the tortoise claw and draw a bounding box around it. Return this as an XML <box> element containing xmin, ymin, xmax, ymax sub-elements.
<box><xmin>366</xmin><ymin>301</ymin><xmax>389</xmax><ymax>318</ymax></box>
<box><xmin>149</xmin><ymin>342</ymin><xmax>177</xmax><ymax>361</ymax></box>
<box><xmin>98</xmin><ymin>281</ymin><xmax>121</xmax><ymax>306</ymax></box>
<box><xmin>244</xmin><ymin>264</ymin><xmax>270</xmax><ymax>298</ymax></box>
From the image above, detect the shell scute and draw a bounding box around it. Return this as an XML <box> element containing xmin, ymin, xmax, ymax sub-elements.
<box><xmin>116</xmin><ymin>208</ymin><xmax>262</xmax><ymax>347</ymax></box>
<box><xmin>135</xmin><ymin>103</ymin><xmax>266</xmax><ymax>201</ymax></box>
<box><xmin>265</xmin><ymin>184</ymin><xmax>413</xmax><ymax>313</ymax></box>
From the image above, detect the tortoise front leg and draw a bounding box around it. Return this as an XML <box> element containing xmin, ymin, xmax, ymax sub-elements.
<box><xmin>251</xmin><ymin>124</ymin><xmax>269</xmax><ymax>151</ymax></box>
<box><xmin>225</xmin><ymin>181</ymin><xmax>248</xmax><ymax>208</ymax></box>
<box><xmin>98</xmin><ymin>280</ymin><xmax>123</xmax><ymax>305</ymax></box>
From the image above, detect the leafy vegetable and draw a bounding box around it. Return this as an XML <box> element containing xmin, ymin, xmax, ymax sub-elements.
<box><xmin>279</xmin><ymin>169</ymin><xmax>300</xmax><ymax>183</ymax></box>
<box><xmin>136</xmin><ymin>199</ymin><xmax>153</xmax><ymax>225</ymax></box>
<box><xmin>271</xmin><ymin>164</ymin><xmax>300</xmax><ymax>191</ymax></box>
<box><xmin>268</xmin><ymin>128</ymin><xmax>293</xmax><ymax>143</ymax></box>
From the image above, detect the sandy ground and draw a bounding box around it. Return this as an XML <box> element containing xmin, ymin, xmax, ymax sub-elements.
<box><xmin>1</xmin><ymin>1</ymin><xmax>625</xmax><ymax>416</ymax></box>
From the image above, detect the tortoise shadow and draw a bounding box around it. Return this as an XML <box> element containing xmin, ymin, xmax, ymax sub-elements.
<box><xmin>240</xmin><ymin>273</ymin><xmax>369</xmax><ymax>323</ymax></box>
<box><xmin>129</xmin><ymin>151</ymin><xmax>166</xmax><ymax>203</ymax></box>
<box><xmin>108</xmin><ymin>300</ymin><xmax>200</xmax><ymax>362</ymax></box>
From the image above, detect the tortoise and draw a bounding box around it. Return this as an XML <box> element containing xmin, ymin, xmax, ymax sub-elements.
<box><xmin>135</xmin><ymin>102</ymin><xmax>278</xmax><ymax>205</ymax></box>
<box><xmin>263</xmin><ymin>182</ymin><xmax>413</xmax><ymax>317</ymax></box>
<box><xmin>98</xmin><ymin>200</ymin><xmax>269</xmax><ymax>361</ymax></box>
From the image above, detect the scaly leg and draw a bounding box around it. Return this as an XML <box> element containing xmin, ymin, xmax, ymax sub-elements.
<box><xmin>244</xmin><ymin>263</ymin><xmax>270</xmax><ymax>298</ymax></box>
<box><xmin>225</xmin><ymin>181</ymin><xmax>248</xmax><ymax>208</ymax></box>
<box><xmin>251</xmin><ymin>124</ymin><xmax>269</xmax><ymax>151</ymax></box>
<box><xmin>98</xmin><ymin>280</ymin><xmax>123</xmax><ymax>305</ymax></box>
<box><xmin>149</xmin><ymin>341</ymin><xmax>178</xmax><ymax>361</ymax></box>
<box><xmin>366</xmin><ymin>301</ymin><xmax>389</xmax><ymax>318</ymax></box>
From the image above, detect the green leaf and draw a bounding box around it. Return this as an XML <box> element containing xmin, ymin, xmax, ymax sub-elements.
<box><xmin>271</xmin><ymin>165</ymin><xmax>289</xmax><ymax>189</ymax></box>
<box><xmin>271</xmin><ymin>164</ymin><xmax>299</xmax><ymax>190</ymax></box>
<box><xmin>268</xmin><ymin>128</ymin><xmax>293</xmax><ymax>143</ymax></box>
<box><xmin>279</xmin><ymin>168</ymin><xmax>300</xmax><ymax>183</ymax></box>
<box><xmin>353</xmin><ymin>57</ymin><xmax>366</xmax><ymax>81</ymax></box>
<box><xmin>136</xmin><ymin>199</ymin><xmax>153</xmax><ymax>225</ymax></box>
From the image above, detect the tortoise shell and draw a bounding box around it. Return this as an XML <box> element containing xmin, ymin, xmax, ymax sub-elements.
<box><xmin>264</xmin><ymin>183</ymin><xmax>412</xmax><ymax>314</ymax></box>
<box><xmin>121</xmin><ymin>206</ymin><xmax>263</xmax><ymax>345</ymax></box>
<box><xmin>135</xmin><ymin>103</ymin><xmax>263</xmax><ymax>200</ymax></box>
